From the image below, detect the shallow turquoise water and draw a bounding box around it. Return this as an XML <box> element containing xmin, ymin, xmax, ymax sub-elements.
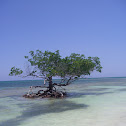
<box><xmin>0</xmin><ymin>77</ymin><xmax>126</xmax><ymax>126</ymax></box>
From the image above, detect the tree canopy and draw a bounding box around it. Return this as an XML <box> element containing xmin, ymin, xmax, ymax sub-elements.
<box><xmin>9</xmin><ymin>50</ymin><xmax>102</xmax><ymax>78</ymax></box>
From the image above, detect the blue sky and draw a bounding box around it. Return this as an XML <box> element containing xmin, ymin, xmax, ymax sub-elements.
<box><xmin>0</xmin><ymin>0</ymin><xmax>126</xmax><ymax>81</ymax></box>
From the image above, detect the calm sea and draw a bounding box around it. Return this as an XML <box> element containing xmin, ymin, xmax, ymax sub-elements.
<box><xmin>0</xmin><ymin>77</ymin><xmax>126</xmax><ymax>126</ymax></box>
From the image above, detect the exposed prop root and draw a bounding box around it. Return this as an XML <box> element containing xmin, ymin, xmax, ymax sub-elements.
<box><xmin>23</xmin><ymin>87</ymin><xmax>67</xmax><ymax>99</ymax></box>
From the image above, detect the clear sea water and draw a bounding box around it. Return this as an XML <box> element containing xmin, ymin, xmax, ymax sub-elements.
<box><xmin>0</xmin><ymin>77</ymin><xmax>126</xmax><ymax>126</ymax></box>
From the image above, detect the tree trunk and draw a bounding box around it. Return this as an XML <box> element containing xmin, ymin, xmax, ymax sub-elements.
<box><xmin>48</xmin><ymin>76</ymin><xmax>53</xmax><ymax>92</ymax></box>
<box><xmin>23</xmin><ymin>76</ymin><xmax>67</xmax><ymax>98</ymax></box>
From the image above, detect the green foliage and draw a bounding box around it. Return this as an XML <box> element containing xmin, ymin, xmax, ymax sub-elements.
<box><xmin>9</xmin><ymin>50</ymin><xmax>102</xmax><ymax>78</ymax></box>
<box><xmin>58</xmin><ymin>53</ymin><xmax>102</xmax><ymax>77</ymax></box>
<box><xmin>9</xmin><ymin>67</ymin><xmax>23</xmax><ymax>76</ymax></box>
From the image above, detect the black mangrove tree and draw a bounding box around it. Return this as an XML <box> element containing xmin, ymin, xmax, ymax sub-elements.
<box><xmin>9</xmin><ymin>50</ymin><xmax>102</xmax><ymax>98</ymax></box>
